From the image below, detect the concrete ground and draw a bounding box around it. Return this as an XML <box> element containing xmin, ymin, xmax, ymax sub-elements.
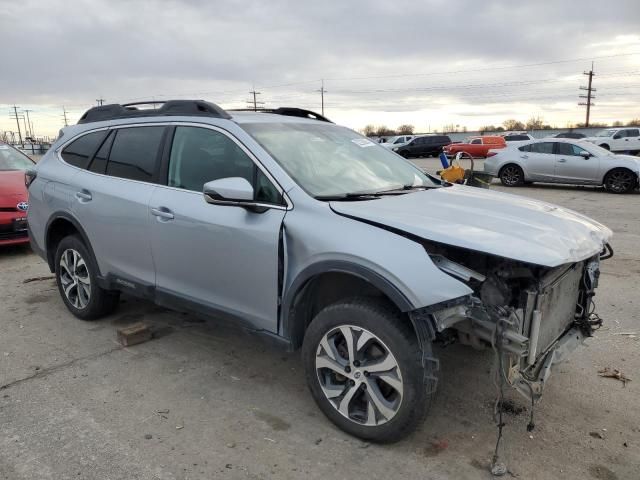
<box><xmin>1</xmin><ymin>158</ymin><xmax>638</xmax><ymax>479</ymax></box>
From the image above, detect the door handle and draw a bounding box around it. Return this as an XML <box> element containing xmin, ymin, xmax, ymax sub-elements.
<box><xmin>75</xmin><ymin>190</ymin><xmax>92</xmax><ymax>202</ymax></box>
<box><xmin>520</xmin><ymin>155</ymin><xmax>528</xmax><ymax>159</ymax></box>
<box><xmin>557</xmin><ymin>158</ymin><xmax>567</xmax><ymax>163</ymax></box>
<box><xmin>151</xmin><ymin>207</ymin><xmax>174</xmax><ymax>220</ymax></box>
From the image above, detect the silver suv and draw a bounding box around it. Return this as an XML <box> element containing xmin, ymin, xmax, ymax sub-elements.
<box><xmin>28</xmin><ymin>100</ymin><xmax>612</xmax><ymax>442</ymax></box>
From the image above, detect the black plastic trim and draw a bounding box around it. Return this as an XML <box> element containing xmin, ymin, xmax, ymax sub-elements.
<box><xmin>280</xmin><ymin>260</ymin><xmax>414</xmax><ymax>341</ymax></box>
<box><xmin>77</xmin><ymin>100</ymin><xmax>231</xmax><ymax>125</ymax></box>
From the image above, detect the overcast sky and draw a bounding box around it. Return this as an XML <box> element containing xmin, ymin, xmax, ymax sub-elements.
<box><xmin>1</xmin><ymin>0</ymin><xmax>639</xmax><ymax>137</ymax></box>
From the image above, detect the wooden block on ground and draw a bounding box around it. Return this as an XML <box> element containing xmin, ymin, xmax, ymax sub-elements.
<box><xmin>117</xmin><ymin>322</ymin><xmax>152</xmax><ymax>347</ymax></box>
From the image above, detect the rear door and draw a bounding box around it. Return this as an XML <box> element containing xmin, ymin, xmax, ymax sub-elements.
<box><xmin>72</xmin><ymin>125</ymin><xmax>166</xmax><ymax>288</ymax></box>
<box><xmin>149</xmin><ymin>124</ymin><xmax>287</xmax><ymax>332</ymax></box>
<box><xmin>622</xmin><ymin>129</ymin><xmax>640</xmax><ymax>150</ymax></box>
<box><xmin>518</xmin><ymin>142</ymin><xmax>557</xmax><ymax>181</ymax></box>
<box><xmin>553</xmin><ymin>142</ymin><xmax>600</xmax><ymax>183</ymax></box>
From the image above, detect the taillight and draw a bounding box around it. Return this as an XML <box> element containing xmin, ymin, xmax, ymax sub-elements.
<box><xmin>25</xmin><ymin>169</ymin><xmax>37</xmax><ymax>188</ymax></box>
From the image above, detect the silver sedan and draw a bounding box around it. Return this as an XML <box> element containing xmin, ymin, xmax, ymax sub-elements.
<box><xmin>484</xmin><ymin>138</ymin><xmax>640</xmax><ymax>193</ymax></box>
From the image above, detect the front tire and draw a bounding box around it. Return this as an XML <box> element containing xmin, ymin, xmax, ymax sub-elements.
<box><xmin>302</xmin><ymin>298</ymin><xmax>436</xmax><ymax>443</ymax></box>
<box><xmin>54</xmin><ymin>235</ymin><xmax>119</xmax><ymax>320</ymax></box>
<box><xmin>499</xmin><ymin>164</ymin><xmax>525</xmax><ymax>186</ymax></box>
<box><xmin>604</xmin><ymin>168</ymin><xmax>637</xmax><ymax>194</ymax></box>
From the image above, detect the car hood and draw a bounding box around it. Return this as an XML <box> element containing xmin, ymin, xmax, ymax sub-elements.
<box><xmin>330</xmin><ymin>185</ymin><xmax>612</xmax><ymax>267</ymax></box>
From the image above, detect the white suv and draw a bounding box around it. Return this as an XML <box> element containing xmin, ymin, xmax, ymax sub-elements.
<box><xmin>584</xmin><ymin>127</ymin><xmax>640</xmax><ymax>153</ymax></box>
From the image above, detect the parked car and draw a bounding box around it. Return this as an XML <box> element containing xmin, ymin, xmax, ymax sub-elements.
<box><xmin>381</xmin><ymin>135</ymin><xmax>414</xmax><ymax>149</ymax></box>
<box><xmin>444</xmin><ymin>135</ymin><xmax>506</xmax><ymax>158</ymax></box>
<box><xmin>393</xmin><ymin>135</ymin><xmax>451</xmax><ymax>158</ymax></box>
<box><xmin>0</xmin><ymin>142</ymin><xmax>35</xmax><ymax>246</ymax></box>
<box><xmin>28</xmin><ymin>100</ymin><xmax>612</xmax><ymax>443</ymax></box>
<box><xmin>484</xmin><ymin>138</ymin><xmax>640</xmax><ymax>193</ymax></box>
<box><xmin>583</xmin><ymin>127</ymin><xmax>640</xmax><ymax>153</ymax></box>
<box><xmin>501</xmin><ymin>132</ymin><xmax>535</xmax><ymax>142</ymax></box>
<box><xmin>554</xmin><ymin>132</ymin><xmax>586</xmax><ymax>139</ymax></box>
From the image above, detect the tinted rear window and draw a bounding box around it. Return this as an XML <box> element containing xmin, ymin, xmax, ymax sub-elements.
<box><xmin>61</xmin><ymin>131</ymin><xmax>108</xmax><ymax>169</ymax></box>
<box><xmin>106</xmin><ymin>127</ymin><xmax>164</xmax><ymax>182</ymax></box>
<box><xmin>504</xmin><ymin>134</ymin><xmax>529</xmax><ymax>141</ymax></box>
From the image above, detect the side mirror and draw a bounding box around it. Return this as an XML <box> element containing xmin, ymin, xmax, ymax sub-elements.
<box><xmin>579</xmin><ymin>150</ymin><xmax>591</xmax><ymax>159</ymax></box>
<box><xmin>203</xmin><ymin>177</ymin><xmax>254</xmax><ymax>205</ymax></box>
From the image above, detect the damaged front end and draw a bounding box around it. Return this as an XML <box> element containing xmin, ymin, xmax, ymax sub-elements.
<box><xmin>411</xmin><ymin>243</ymin><xmax>612</xmax><ymax>403</ymax></box>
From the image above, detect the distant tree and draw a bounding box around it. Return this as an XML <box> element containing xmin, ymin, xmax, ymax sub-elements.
<box><xmin>362</xmin><ymin>124</ymin><xmax>376</xmax><ymax>137</ymax></box>
<box><xmin>525</xmin><ymin>116</ymin><xmax>545</xmax><ymax>130</ymax></box>
<box><xmin>462</xmin><ymin>126</ymin><xmax>468</xmax><ymax>132</ymax></box>
<box><xmin>375</xmin><ymin>125</ymin><xmax>396</xmax><ymax>136</ymax></box>
<box><xmin>575</xmin><ymin>122</ymin><xmax>607</xmax><ymax>128</ymax></box>
<box><xmin>442</xmin><ymin>123</ymin><xmax>458</xmax><ymax>133</ymax></box>
<box><xmin>626</xmin><ymin>118</ymin><xmax>640</xmax><ymax>126</ymax></box>
<box><xmin>479</xmin><ymin>125</ymin><xmax>498</xmax><ymax>134</ymax></box>
<box><xmin>397</xmin><ymin>124</ymin><xmax>415</xmax><ymax>135</ymax></box>
<box><xmin>612</xmin><ymin>120</ymin><xmax>624</xmax><ymax>127</ymax></box>
<box><xmin>503</xmin><ymin>119</ymin><xmax>525</xmax><ymax>131</ymax></box>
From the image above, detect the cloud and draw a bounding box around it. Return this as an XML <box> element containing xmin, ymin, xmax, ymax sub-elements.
<box><xmin>1</xmin><ymin>0</ymin><xmax>639</xmax><ymax>135</ymax></box>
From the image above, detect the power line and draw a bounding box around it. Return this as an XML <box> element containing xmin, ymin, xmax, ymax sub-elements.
<box><xmin>247</xmin><ymin>88</ymin><xmax>264</xmax><ymax>111</ymax></box>
<box><xmin>316</xmin><ymin>79</ymin><xmax>327</xmax><ymax>116</ymax></box>
<box><xmin>23</xmin><ymin>109</ymin><xmax>34</xmax><ymax>137</ymax></box>
<box><xmin>9</xmin><ymin>106</ymin><xmax>23</xmax><ymax>144</ymax></box>
<box><xmin>579</xmin><ymin>62</ymin><xmax>596</xmax><ymax>127</ymax></box>
<box><xmin>96</xmin><ymin>98</ymin><xmax>105</xmax><ymax>106</ymax></box>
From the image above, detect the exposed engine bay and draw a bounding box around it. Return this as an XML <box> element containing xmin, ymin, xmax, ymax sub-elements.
<box><xmin>411</xmin><ymin>241</ymin><xmax>612</xmax><ymax>403</ymax></box>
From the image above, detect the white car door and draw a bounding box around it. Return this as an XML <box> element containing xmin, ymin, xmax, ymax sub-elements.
<box><xmin>553</xmin><ymin>142</ymin><xmax>600</xmax><ymax>184</ymax></box>
<box><xmin>518</xmin><ymin>142</ymin><xmax>557</xmax><ymax>181</ymax></box>
<box><xmin>621</xmin><ymin>128</ymin><xmax>640</xmax><ymax>151</ymax></box>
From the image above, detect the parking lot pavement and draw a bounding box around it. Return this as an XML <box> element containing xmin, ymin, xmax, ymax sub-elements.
<box><xmin>1</xmin><ymin>172</ymin><xmax>639</xmax><ymax>480</ymax></box>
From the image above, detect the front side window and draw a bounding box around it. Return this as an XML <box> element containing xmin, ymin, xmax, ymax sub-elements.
<box><xmin>61</xmin><ymin>130</ymin><xmax>108</xmax><ymax>169</ymax></box>
<box><xmin>556</xmin><ymin>142</ymin><xmax>585</xmax><ymax>156</ymax></box>
<box><xmin>470</xmin><ymin>138</ymin><xmax>482</xmax><ymax>145</ymax></box>
<box><xmin>0</xmin><ymin>144</ymin><xmax>35</xmax><ymax>171</ymax></box>
<box><xmin>530</xmin><ymin>142</ymin><xmax>555</xmax><ymax>154</ymax></box>
<box><xmin>242</xmin><ymin>122</ymin><xmax>438</xmax><ymax>198</ymax></box>
<box><xmin>596</xmin><ymin>129</ymin><xmax>617</xmax><ymax>137</ymax></box>
<box><xmin>168</xmin><ymin>126</ymin><xmax>282</xmax><ymax>204</ymax></box>
<box><xmin>106</xmin><ymin>127</ymin><xmax>164</xmax><ymax>182</ymax></box>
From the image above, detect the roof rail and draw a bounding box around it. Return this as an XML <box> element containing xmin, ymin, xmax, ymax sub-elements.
<box><xmin>77</xmin><ymin>100</ymin><xmax>231</xmax><ymax>124</ymax></box>
<box><xmin>228</xmin><ymin>107</ymin><xmax>333</xmax><ymax>123</ymax></box>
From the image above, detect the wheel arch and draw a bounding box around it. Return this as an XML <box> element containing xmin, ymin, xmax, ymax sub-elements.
<box><xmin>45</xmin><ymin>212</ymin><xmax>96</xmax><ymax>273</ymax></box>
<box><xmin>281</xmin><ymin>261</ymin><xmax>414</xmax><ymax>350</ymax></box>
<box><xmin>498</xmin><ymin>162</ymin><xmax>526</xmax><ymax>180</ymax></box>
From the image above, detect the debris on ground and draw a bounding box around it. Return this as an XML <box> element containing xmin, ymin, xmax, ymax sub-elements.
<box><xmin>117</xmin><ymin>322</ymin><xmax>153</xmax><ymax>347</ymax></box>
<box><xmin>22</xmin><ymin>275</ymin><xmax>55</xmax><ymax>284</ymax></box>
<box><xmin>423</xmin><ymin>439</ymin><xmax>449</xmax><ymax>457</ymax></box>
<box><xmin>589</xmin><ymin>431</ymin><xmax>605</xmax><ymax>440</ymax></box>
<box><xmin>598</xmin><ymin>367</ymin><xmax>631</xmax><ymax>386</ymax></box>
<box><xmin>144</xmin><ymin>434</ymin><xmax>152</xmax><ymax>440</ymax></box>
<box><xmin>314</xmin><ymin>438</ymin><xmax>322</xmax><ymax>445</ymax></box>
<box><xmin>176</xmin><ymin>425</ymin><xmax>184</xmax><ymax>430</ymax></box>
<box><xmin>226</xmin><ymin>442</ymin><xmax>236</xmax><ymax>448</ymax></box>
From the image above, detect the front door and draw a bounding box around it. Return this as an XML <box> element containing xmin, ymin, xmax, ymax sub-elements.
<box><xmin>553</xmin><ymin>142</ymin><xmax>600</xmax><ymax>184</ymax></box>
<box><xmin>149</xmin><ymin>125</ymin><xmax>287</xmax><ymax>332</ymax></box>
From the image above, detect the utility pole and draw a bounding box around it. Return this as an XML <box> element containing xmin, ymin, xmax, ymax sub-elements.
<box><xmin>96</xmin><ymin>98</ymin><xmax>105</xmax><ymax>106</ymax></box>
<box><xmin>62</xmin><ymin>107</ymin><xmax>69</xmax><ymax>127</ymax></box>
<box><xmin>247</xmin><ymin>88</ymin><xmax>264</xmax><ymax>111</ymax></box>
<box><xmin>23</xmin><ymin>109</ymin><xmax>33</xmax><ymax>138</ymax></box>
<box><xmin>579</xmin><ymin>62</ymin><xmax>596</xmax><ymax>127</ymax></box>
<box><xmin>10</xmin><ymin>106</ymin><xmax>23</xmax><ymax>144</ymax></box>
<box><xmin>316</xmin><ymin>79</ymin><xmax>327</xmax><ymax>116</ymax></box>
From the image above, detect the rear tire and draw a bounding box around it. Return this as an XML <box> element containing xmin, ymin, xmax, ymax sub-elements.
<box><xmin>398</xmin><ymin>150</ymin><xmax>410</xmax><ymax>158</ymax></box>
<box><xmin>302</xmin><ymin>297</ymin><xmax>436</xmax><ymax>443</ymax></box>
<box><xmin>499</xmin><ymin>164</ymin><xmax>525</xmax><ymax>187</ymax></box>
<box><xmin>603</xmin><ymin>168</ymin><xmax>637</xmax><ymax>194</ymax></box>
<box><xmin>54</xmin><ymin>235</ymin><xmax>119</xmax><ymax>320</ymax></box>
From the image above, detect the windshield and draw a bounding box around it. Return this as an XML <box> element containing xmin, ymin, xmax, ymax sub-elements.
<box><xmin>596</xmin><ymin>129</ymin><xmax>617</xmax><ymax>137</ymax></box>
<box><xmin>242</xmin><ymin>122</ymin><xmax>438</xmax><ymax>197</ymax></box>
<box><xmin>0</xmin><ymin>144</ymin><xmax>35</xmax><ymax>171</ymax></box>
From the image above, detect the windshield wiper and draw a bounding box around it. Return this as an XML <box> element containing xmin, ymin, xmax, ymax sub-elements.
<box><xmin>314</xmin><ymin>192</ymin><xmax>381</xmax><ymax>201</ymax></box>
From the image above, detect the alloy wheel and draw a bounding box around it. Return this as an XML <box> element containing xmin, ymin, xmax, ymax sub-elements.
<box><xmin>607</xmin><ymin>170</ymin><xmax>634</xmax><ymax>193</ymax></box>
<box><xmin>501</xmin><ymin>165</ymin><xmax>522</xmax><ymax>186</ymax></box>
<box><xmin>315</xmin><ymin>325</ymin><xmax>403</xmax><ymax>426</ymax></box>
<box><xmin>59</xmin><ymin>248</ymin><xmax>91</xmax><ymax>309</ymax></box>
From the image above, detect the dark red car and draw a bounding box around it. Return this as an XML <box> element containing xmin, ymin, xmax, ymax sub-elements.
<box><xmin>0</xmin><ymin>142</ymin><xmax>35</xmax><ymax>246</ymax></box>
